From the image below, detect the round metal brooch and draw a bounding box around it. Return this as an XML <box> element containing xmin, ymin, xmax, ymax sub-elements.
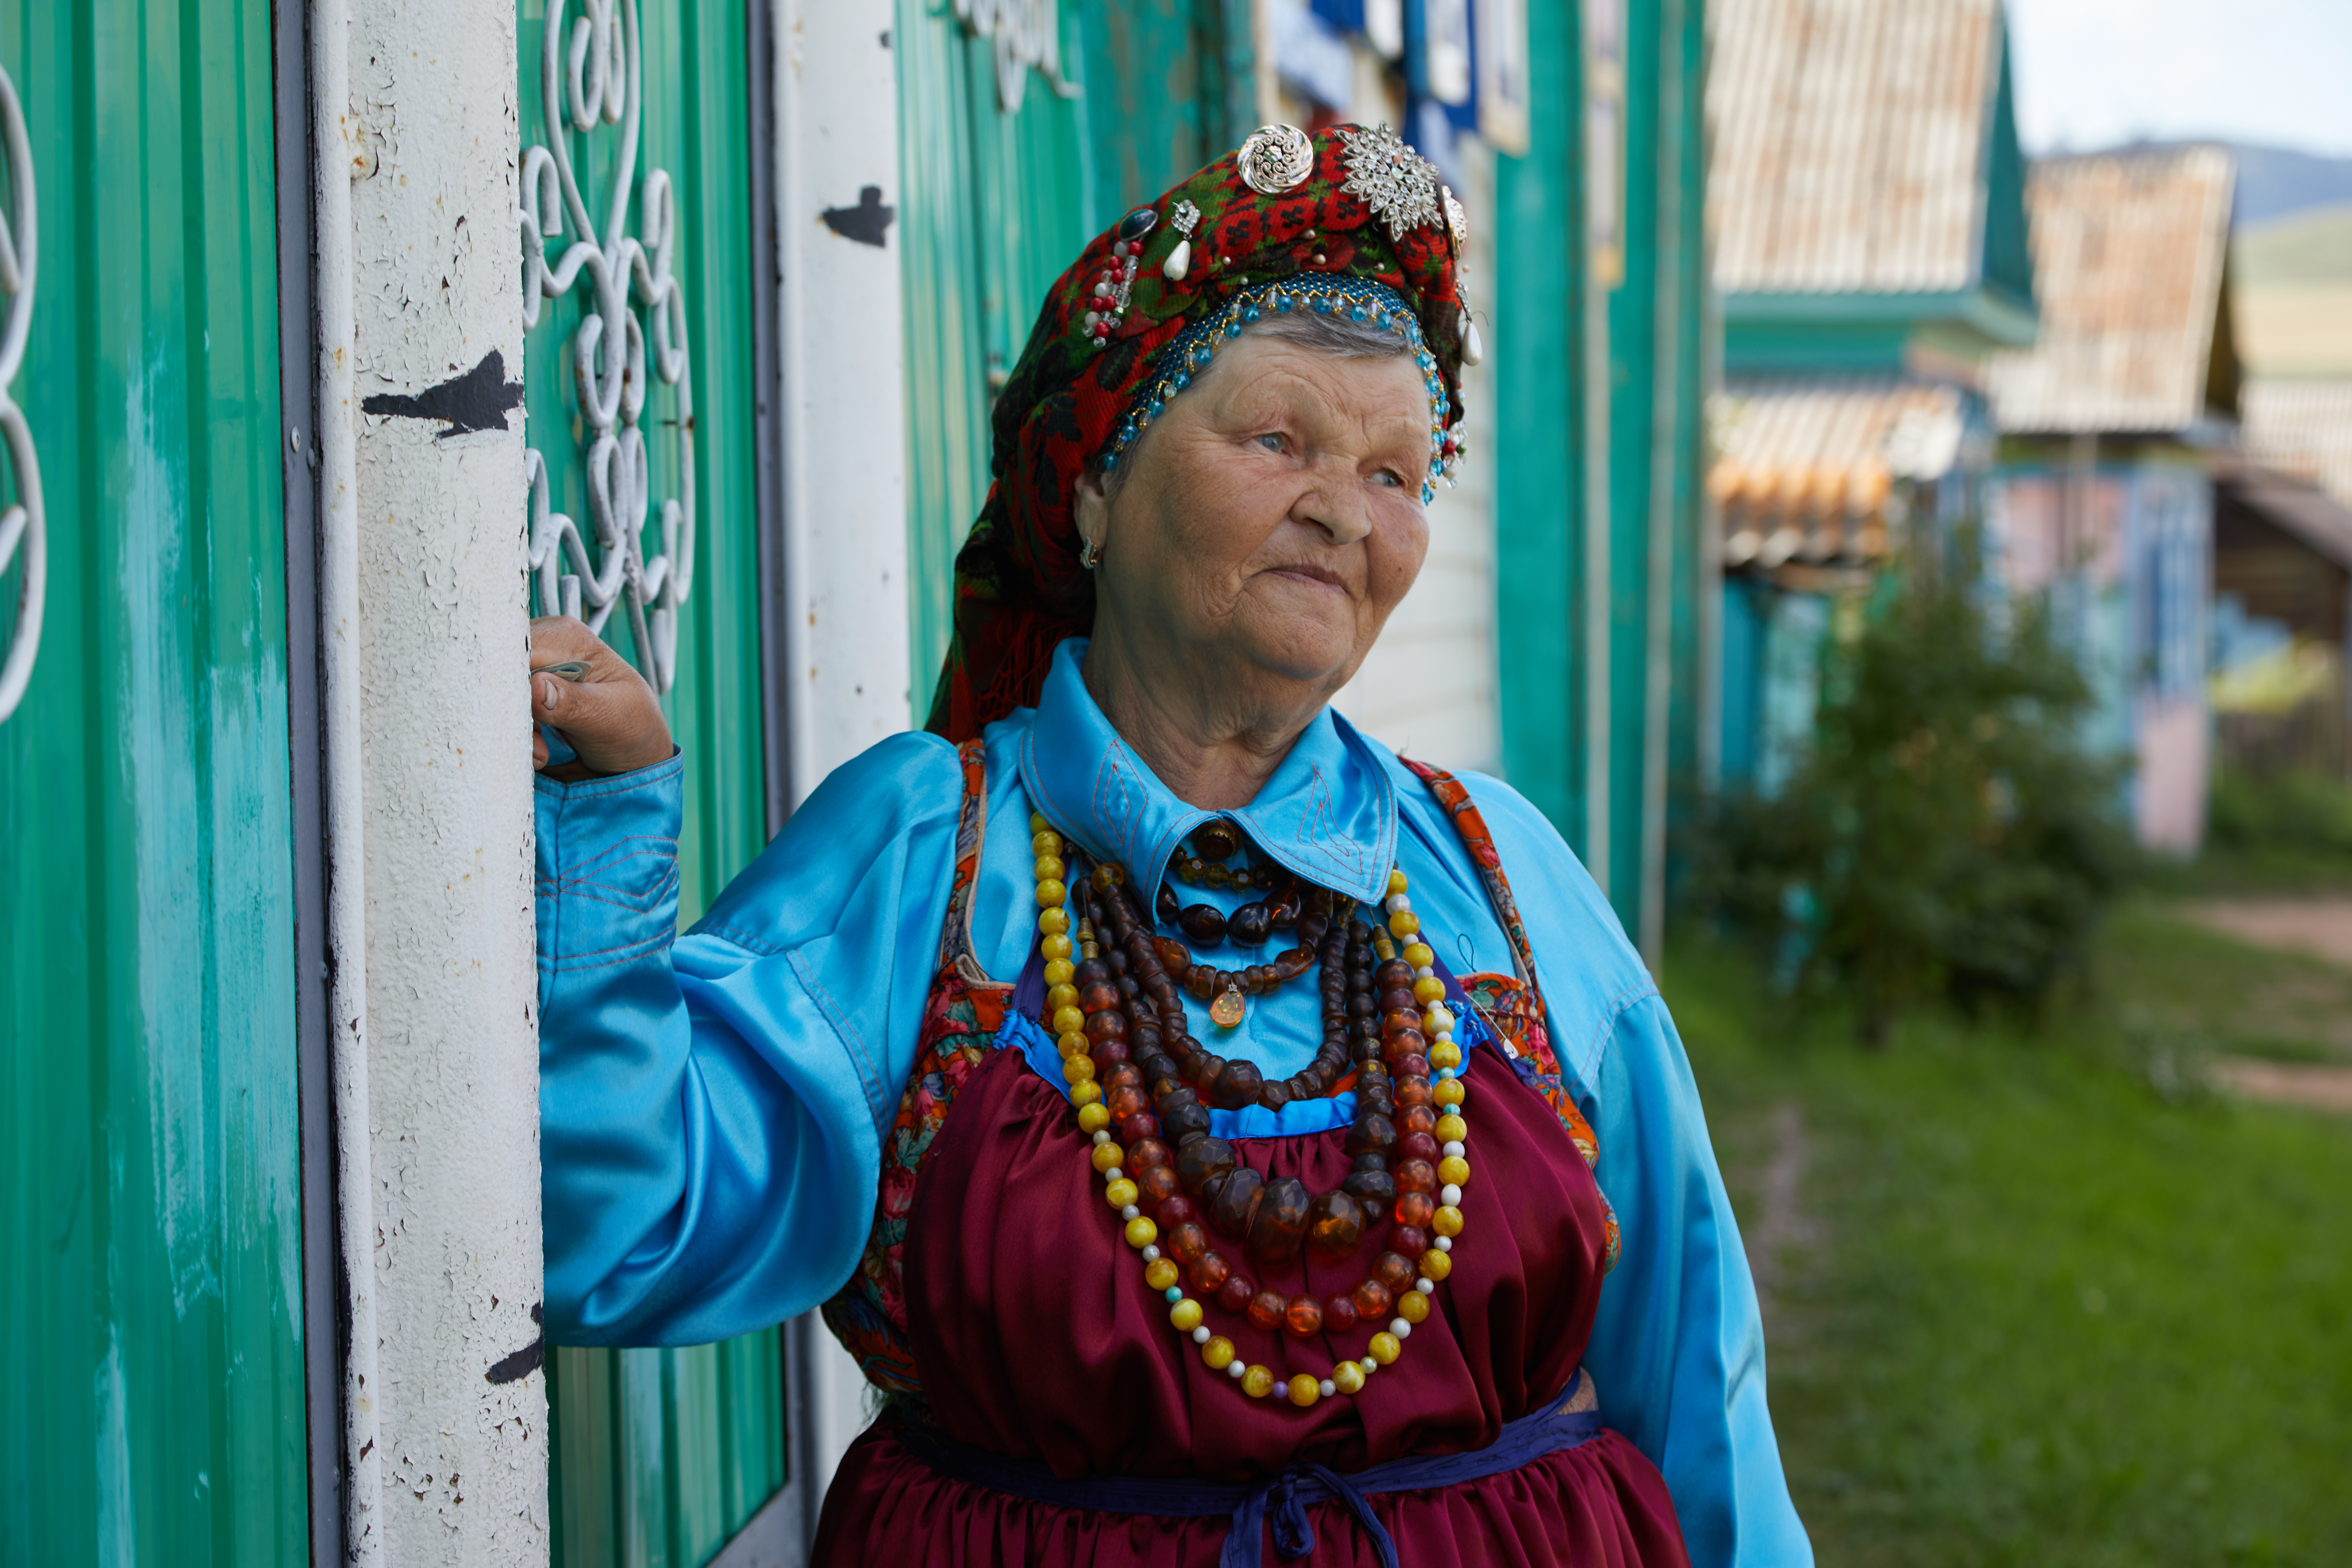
<box><xmin>1236</xmin><ymin>124</ymin><xmax>1316</xmax><ymax>196</ymax></box>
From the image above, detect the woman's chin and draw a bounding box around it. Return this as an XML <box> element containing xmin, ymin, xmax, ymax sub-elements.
<box><xmin>1219</xmin><ymin>614</ymin><xmax>1362</xmax><ymax>692</ymax></box>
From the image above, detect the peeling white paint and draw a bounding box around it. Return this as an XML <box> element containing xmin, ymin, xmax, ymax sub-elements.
<box><xmin>775</xmin><ymin>0</ymin><xmax>913</xmax><ymax>797</ymax></box>
<box><xmin>341</xmin><ymin>0</ymin><xmax>547</xmax><ymax>1560</ymax></box>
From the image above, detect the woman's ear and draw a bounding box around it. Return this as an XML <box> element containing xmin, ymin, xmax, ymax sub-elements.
<box><xmin>1073</xmin><ymin>464</ymin><xmax>1111</xmax><ymax>560</ymax></box>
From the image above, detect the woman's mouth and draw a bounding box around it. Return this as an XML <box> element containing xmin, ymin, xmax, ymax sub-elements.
<box><xmin>1262</xmin><ymin>562</ymin><xmax>1350</xmax><ymax>595</ymax></box>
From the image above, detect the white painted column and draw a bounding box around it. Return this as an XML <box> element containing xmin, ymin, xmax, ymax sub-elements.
<box><xmin>771</xmin><ymin>0</ymin><xmax>912</xmax><ymax>1510</ymax></box>
<box><xmin>342</xmin><ymin>1</ymin><xmax>548</xmax><ymax>1560</ymax></box>
<box><xmin>775</xmin><ymin>0</ymin><xmax>914</xmax><ymax>801</ymax></box>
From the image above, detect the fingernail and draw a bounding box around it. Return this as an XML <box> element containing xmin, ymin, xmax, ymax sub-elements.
<box><xmin>540</xmin><ymin>677</ymin><xmax>560</xmax><ymax>709</ymax></box>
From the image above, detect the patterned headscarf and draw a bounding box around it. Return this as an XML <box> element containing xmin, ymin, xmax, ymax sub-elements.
<box><xmin>923</xmin><ymin>123</ymin><xmax>1475</xmax><ymax>741</ymax></box>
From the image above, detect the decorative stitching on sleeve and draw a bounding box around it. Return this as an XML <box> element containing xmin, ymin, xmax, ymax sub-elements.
<box><xmin>786</xmin><ymin>945</ymin><xmax>890</xmax><ymax>1137</ymax></box>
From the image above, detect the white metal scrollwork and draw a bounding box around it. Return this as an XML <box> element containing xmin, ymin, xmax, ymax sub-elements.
<box><xmin>520</xmin><ymin>0</ymin><xmax>694</xmax><ymax>693</ymax></box>
<box><xmin>0</xmin><ymin>62</ymin><xmax>43</xmax><ymax>725</ymax></box>
<box><xmin>952</xmin><ymin>0</ymin><xmax>1082</xmax><ymax>112</ymax></box>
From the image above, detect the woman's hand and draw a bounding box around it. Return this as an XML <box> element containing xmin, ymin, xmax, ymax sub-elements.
<box><xmin>529</xmin><ymin>616</ymin><xmax>674</xmax><ymax>781</ymax></box>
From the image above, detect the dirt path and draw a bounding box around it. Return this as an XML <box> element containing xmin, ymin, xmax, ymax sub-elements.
<box><xmin>1742</xmin><ymin>1102</ymin><xmax>1823</xmax><ymax>1327</ymax></box>
<box><xmin>2181</xmin><ymin>896</ymin><xmax>2352</xmax><ymax>970</ymax></box>
<box><xmin>2209</xmin><ymin>1057</ymin><xmax>2352</xmax><ymax>1114</ymax></box>
<box><xmin>2175</xmin><ymin>897</ymin><xmax>2352</xmax><ymax>1111</ymax></box>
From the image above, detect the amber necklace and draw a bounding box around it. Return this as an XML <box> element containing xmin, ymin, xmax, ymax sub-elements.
<box><xmin>1029</xmin><ymin>813</ymin><xmax>1473</xmax><ymax>1408</ymax></box>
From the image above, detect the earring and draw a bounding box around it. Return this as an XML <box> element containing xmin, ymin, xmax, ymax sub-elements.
<box><xmin>1080</xmin><ymin>537</ymin><xmax>1103</xmax><ymax>570</ymax></box>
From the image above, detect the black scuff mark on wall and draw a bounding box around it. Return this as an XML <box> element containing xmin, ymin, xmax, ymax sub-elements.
<box><xmin>485</xmin><ymin>1301</ymin><xmax>545</xmax><ymax>1385</ymax></box>
<box><xmin>363</xmin><ymin>349</ymin><xmax>525</xmax><ymax>439</ymax></box>
<box><xmin>822</xmin><ymin>186</ymin><xmax>896</xmax><ymax>248</ymax></box>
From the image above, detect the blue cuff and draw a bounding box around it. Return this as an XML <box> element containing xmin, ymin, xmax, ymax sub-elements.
<box><xmin>535</xmin><ymin>748</ymin><xmax>686</xmax><ymax>980</ymax></box>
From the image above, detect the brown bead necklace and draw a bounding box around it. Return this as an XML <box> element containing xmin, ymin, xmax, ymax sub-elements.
<box><xmin>1028</xmin><ymin>813</ymin><xmax>1474</xmax><ymax>1409</ymax></box>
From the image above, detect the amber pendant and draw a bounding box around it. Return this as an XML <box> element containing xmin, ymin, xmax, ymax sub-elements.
<box><xmin>1209</xmin><ymin>985</ymin><xmax>1246</xmax><ymax>1029</ymax></box>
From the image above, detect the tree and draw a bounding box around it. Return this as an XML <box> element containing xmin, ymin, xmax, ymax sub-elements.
<box><xmin>1701</xmin><ymin>539</ymin><xmax>2133</xmax><ymax>1045</ymax></box>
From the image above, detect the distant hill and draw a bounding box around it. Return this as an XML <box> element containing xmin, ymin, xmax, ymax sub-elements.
<box><xmin>2095</xmin><ymin>140</ymin><xmax>2352</xmax><ymax>228</ymax></box>
<box><xmin>2227</xmin><ymin>144</ymin><xmax>2352</xmax><ymax>227</ymax></box>
<box><xmin>2233</xmin><ymin>198</ymin><xmax>2352</xmax><ymax>377</ymax></box>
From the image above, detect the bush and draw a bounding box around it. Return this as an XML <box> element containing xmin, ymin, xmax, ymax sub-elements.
<box><xmin>1696</xmin><ymin>542</ymin><xmax>2135</xmax><ymax>1044</ymax></box>
<box><xmin>2206</xmin><ymin>768</ymin><xmax>2352</xmax><ymax>861</ymax></box>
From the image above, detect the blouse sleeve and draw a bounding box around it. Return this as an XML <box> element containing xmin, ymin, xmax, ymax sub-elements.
<box><xmin>1582</xmin><ymin>996</ymin><xmax>1814</xmax><ymax>1568</ymax></box>
<box><xmin>533</xmin><ymin>730</ymin><xmax>963</xmax><ymax>1347</ymax></box>
<box><xmin>1455</xmin><ymin>776</ymin><xmax>1812</xmax><ymax>1568</ymax></box>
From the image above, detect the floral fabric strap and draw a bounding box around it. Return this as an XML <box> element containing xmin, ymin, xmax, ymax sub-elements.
<box><xmin>818</xmin><ymin>739</ymin><xmax>1007</xmax><ymax>1399</ymax></box>
<box><xmin>1399</xmin><ymin>758</ymin><xmax>1618</xmax><ymax>1270</ymax></box>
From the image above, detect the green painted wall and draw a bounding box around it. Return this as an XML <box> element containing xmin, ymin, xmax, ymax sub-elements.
<box><xmin>517</xmin><ymin>1</ymin><xmax>788</xmax><ymax>1561</ymax></box>
<box><xmin>0</xmin><ymin>1</ymin><xmax>310</xmax><ymax>1562</ymax></box>
<box><xmin>898</xmin><ymin>0</ymin><xmax>1255</xmax><ymax>706</ymax></box>
<box><xmin>1657</xmin><ymin>0</ymin><xmax>1712</xmax><ymax>923</ymax></box>
<box><xmin>1493</xmin><ymin>0</ymin><xmax>1709</xmax><ymax>945</ymax></box>
<box><xmin>1494</xmin><ymin>0</ymin><xmax>1589</xmax><ymax>840</ymax></box>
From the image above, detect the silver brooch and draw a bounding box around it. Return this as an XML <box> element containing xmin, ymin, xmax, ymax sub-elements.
<box><xmin>1443</xmin><ymin>185</ymin><xmax>1469</xmax><ymax>248</ymax></box>
<box><xmin>1236</xmin><ymin>124</ymin><xmax>1316</xmax><ymax>196</ymax></box>
<box><xmin>1339</xmin><ymin>124</ymin><xmax>1441</xmax><ymax>242</ymax></box>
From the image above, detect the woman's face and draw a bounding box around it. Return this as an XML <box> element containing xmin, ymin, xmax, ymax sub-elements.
<box><xmin>1076</xmin><ymin>331</ymin><xmax>1433</xmax><ymax>706</ymax></box>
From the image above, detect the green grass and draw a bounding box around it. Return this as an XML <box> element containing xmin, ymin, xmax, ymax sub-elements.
<box><xmin>2096</xmin><ymin>903</ymin><xmax>2352</xmax><ymax>1065</ymax></box>
<box><xmin>1668</xmin><ymin>918</ymin><xmax>2352</xmax><ymax>1567</ymax></box>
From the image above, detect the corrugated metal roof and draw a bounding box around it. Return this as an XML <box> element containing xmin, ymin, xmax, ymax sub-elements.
<box><xmin>2243</xmin><ymin>377</ymin><xmax>2352</xmax><ymax>508</ymax></box>
<box><xmin>1708</xmin><ymin>0</ymin><xmax>2002</xmax><ymax>295</ymax></box>
<box><xmin>2213</xmin><ymin>452</ymin><xmax>2352</xmax><ymax>574</ymax></box>
<box><xmin>1710</xmin><ymin>379</ymin><xmax>1969</xmax><ymax>567</ymax></box>
<box><xmin>1984</xmin><ymin>147</ymin><xmax>2235</xmax><ymax>434</ymax></box>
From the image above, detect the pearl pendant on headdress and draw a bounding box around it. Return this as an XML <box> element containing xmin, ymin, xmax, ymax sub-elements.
<box><xmin>1163</xmin><ymin>198</ymin><xmax>1202</xmax><ymax>282</ymax></box>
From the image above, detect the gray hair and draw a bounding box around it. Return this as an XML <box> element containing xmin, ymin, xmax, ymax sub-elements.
<box><xmin>1098</xmin><ymin>308</ymin><xmax>1418</xmax><ymax>493</ymax></box>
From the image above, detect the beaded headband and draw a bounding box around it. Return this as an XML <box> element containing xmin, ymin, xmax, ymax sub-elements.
<box><xmin>1100</xmin><ymin>277</ymin><xmax>1462</xmax><ymax>506</ymax></box>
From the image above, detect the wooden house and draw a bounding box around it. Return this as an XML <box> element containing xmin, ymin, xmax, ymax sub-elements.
<box><xmin>1702</xmin><ymin>0</ymin><xmax>2036</xmax><ymax>792</ymax></box>
<box><xmin>1983</xmin><ymin>146</ymin><xmax>2238</xmax><ymax>850</ymax></box>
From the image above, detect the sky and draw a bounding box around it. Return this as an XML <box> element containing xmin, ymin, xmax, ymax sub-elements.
<box><xmin>2006</xmin><ymin>0</ymin><xmax>2352</xmax><ymax>157</ymax></box>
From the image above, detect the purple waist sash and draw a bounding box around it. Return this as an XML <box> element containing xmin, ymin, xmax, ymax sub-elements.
<box><xmin>888</xmin><ymin>1370</ymin><xmax>1605</xmax><ymax>1568</ymax></box>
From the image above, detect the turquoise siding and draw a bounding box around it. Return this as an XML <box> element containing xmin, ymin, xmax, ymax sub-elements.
<box><xmin>1494</xmin><ymin>0</ymin><xmax>1710</xmax><ymax>943</ymax></box>
<box><xmin>0</xmin><ymin>1</ymin><xmax>310</xmax><ymax>1563</ymax></box>
<box><xmin>1494</xmin><ymin>0</ymin><xmax>1589</xmax><ymax>837</ymax></box>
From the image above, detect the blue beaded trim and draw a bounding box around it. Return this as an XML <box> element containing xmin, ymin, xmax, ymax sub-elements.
<box><xmin>1099</xmin><ymin>277</ymin><xmax>1462</xmax><ymax>506</ymax></box>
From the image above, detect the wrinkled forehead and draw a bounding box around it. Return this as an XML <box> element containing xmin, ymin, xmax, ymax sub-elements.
<box><xmin>1201</xmin><ymin>344</ymin><xmax>1438</xmax><ymax>449</ymax></box>
<box><xmin>1101</xmin><ymin>278</ymin><xmax>1453</xmax><ymax>504</ymax></box>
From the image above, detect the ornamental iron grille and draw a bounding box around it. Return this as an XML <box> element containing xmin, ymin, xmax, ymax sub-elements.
<box><xmin>521</xmin><ymin>0</ymin><xmax>695</xmax><ymax>693</ymax></box>
<box><xmin>951</xmin><ymin>0</ymin><xmax>1081</xmax><ymax>112</ymax></box>
<box><xmin>0</xmin><ymin>62</ymin><xmax>43</xmax><ymax>725</ymax></box>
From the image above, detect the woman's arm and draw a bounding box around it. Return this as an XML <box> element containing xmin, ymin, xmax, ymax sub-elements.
<box><xmin>1582</xmin><ymin>997</ymin><xmax>1813</xmax><ymax>1568</ymax></box>
<box><xmin>531</xmin><ymin>622</ymin><xmax>963</xmax><ymax>1346</ymax></box>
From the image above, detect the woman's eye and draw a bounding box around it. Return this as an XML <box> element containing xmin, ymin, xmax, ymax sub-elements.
<box><xmin>1372</xmin><ymin>469</ymin><xmax>1404</xmax><ymax>489</ymax></box>
<box><xmin>1256</xmin><ymin>433</ymin><xmax>1284</xmax><ymax>452</ymax></box>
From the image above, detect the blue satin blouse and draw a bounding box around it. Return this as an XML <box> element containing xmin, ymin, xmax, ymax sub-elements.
<box><xmin>534</xmin><ymin>638</ymin><xmax>1811</xmax><ymax>1566</ymax></box>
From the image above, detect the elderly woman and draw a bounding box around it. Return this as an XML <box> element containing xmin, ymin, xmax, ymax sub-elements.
<box><xmin>529</xmin><ymin>127</ymin><xmax>1809</xmax><ymax>1567</ymax></box>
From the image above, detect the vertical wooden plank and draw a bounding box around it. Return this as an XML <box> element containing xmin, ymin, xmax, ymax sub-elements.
<box><xmin>895</xmin><ymin>0</ymin><xmax>990</xmax><ymax>698</ymax></box>
<box><xmin>1494</xmin><ymin>0</ymin><xmax>1587</xmax><ymax>840</ymax></box>
<box><xmin>1662</xmin><ymin>0</ymin><xmax>1712</xmax><ymax>917</ymax></box>
<box><xmin>0</xmin><ymin>0</ymin><xmax>307</xmax><ymax>1560</ymax></box>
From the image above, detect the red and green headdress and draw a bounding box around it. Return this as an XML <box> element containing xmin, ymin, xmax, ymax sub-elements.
<box><xmin>924</xmin><ymin>123</ymin><xmax>1478</xmax><ymax>742</ymax></box>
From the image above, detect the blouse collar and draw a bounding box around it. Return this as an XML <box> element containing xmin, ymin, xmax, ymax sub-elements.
<box><xmin>1016</xmin><ymin>639</ymin><xmax>1398</xmax><ymax>905</ymax></box>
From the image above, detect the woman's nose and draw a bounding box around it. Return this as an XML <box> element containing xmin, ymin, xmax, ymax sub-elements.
<box><xmin>1295</xmin><ymin>465</ymin><xmax>1372</xmax><ymax>546</ymax></box>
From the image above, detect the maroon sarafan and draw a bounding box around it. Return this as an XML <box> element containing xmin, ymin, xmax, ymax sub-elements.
<box><xmin>810</xmin><ymin>765</ymin><xmax>1691</xmax><ymax>1567</ymax></box>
